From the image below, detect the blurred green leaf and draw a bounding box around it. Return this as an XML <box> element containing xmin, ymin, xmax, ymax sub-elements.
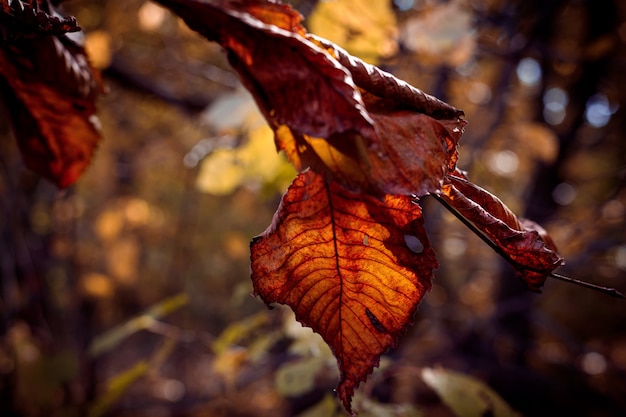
<box><xmin>89</xmin><ymin>292</ymin><xmax>188</xmax><ymax>357</ymax></box>
<box><xmin>296</xmin><ymin>394</ymin><xmax>344</xmax><ymax>417</ymax></box>
<box><xmin>196</xmin><ymin>90</ymin><xmax>296</xmax><ymax>196</ymax></box>
<box><xmin>212</xmin><ymin>311</ymin><xmax>269</xmax><ymax>355</ymax></box>
<box><xmin>275</xmin><ymin>356</ymin><xmax>328</xmax><ymax>398</ymax></box>
<box><xmin>89</xmin><ymin>337</ymin><xmax>178</xmax><ymax>417</ymax></box>
<box><xmin>88</xmin><ymin>361</ymin><xmax>149</xmax><ymax>417</ymax></box>
<box><xmin>421</xmin><ymin>367</ymin><xmax>522</xmax><ymax>417</ymax></box>
<box><xmin>349</xmin><ymin>387</ymin><xmax>423</xmax><ymax>417</ymax></box>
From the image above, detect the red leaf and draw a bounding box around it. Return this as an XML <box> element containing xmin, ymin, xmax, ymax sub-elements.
<box><xmin>272</xmin><ymin>36</ymin><xmax>466</xmax><ymax>197</ymax></box>
<box><xmin>440</xmin><ymin>171</ymin><xmax>563</xmax><ymax>290</ymax></box>
<box><xmin>155</xmin><ymin>0</ymin><xmax>374</xmax><ymax>139</ymax></box>
<box><xmin>155</xmin><ymin>0</ymin><xmax>466</xmax><ymax>197</ymax></box>
<box><xmin>251</xmin><ymin>170</ymin><xmax>437</xmax><ymax>411</ymax></box>
<box><xmin>0</xmin><ymin>14</ymin><xmax>104</xmax><ymax>187</ymax></box>
<box><xmin>309</xmin><ymin>35</ymin><xmax>463</xmax><ymax>122</ymax></box>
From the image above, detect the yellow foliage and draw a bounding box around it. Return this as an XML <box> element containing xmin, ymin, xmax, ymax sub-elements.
<box><xmin>400</xmin><ymin>1</ymin><xmax>475</xmax><ymax>67</ymax></box>
<box><xmin>80</xmin><ymin>273</ymin><xmax>114</xmax><ymax>298</ymax></box>
<box><xmin>196</xmin><ymin>91</ymin><xmax>295</xmax><ymax>195</ymax></box>
<box><xmin>307</xmin><ymin>0</ymin><xmax>397</xmax><ymax>64</ymax></box>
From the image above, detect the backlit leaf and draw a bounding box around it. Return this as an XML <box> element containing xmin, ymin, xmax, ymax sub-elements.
<box><xmin>274</xmin><ymin>100</ymin><xmax>464</xmax><ymax>197</ymax></box>
<box><xmin>155</xmin><ymin>0</ymin><xmax>374</xmax><ymax>140</ymax></box>
<box><xmin>155</xmin><ymin>0</ymin><xmax>466</xmax><ymax>197</ymax></box>
<box><xmin>251</xmin><ymin>170</ymin><xmax>437</xmax><ymax>411</ymax></box>
<box><xmin>0</xmin><ymin>3</ymin><xmax>104</xmax><ymax>188</ymax></box>
<box><xmin>275</xmin><ymin>35</ymin><xmax>466</xmax><ymax>196</ymax></box>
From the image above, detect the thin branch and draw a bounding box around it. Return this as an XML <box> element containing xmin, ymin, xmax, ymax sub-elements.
<box><xmin>549</xmin><ymin>272</ymin><xmax>624</xmax><ymax>299</ymax></box>
<box><xmin>429</xmin><ymin>193</ymin><xmax>515</xmax><ymax>265</ymax></box>
<box><xmin>429</xmin><ymin>194</ymin><xmax>624</xmax><ymax>299</ymax></box>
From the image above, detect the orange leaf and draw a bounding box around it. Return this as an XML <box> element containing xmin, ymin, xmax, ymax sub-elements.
<box><xmin>251</xmin><ymin>170</ymin><xmax>437</xmax><ymax>411</ymax></box>
<box><xmin>440</xmin><ymin>171</ymin><xmax>563</xmax><ymax>290</ymax></box>
<box><xmin>275</xmin><ymin>103</ymin><xmax>464</xmax><ymax>197</ymax></box>
<box><xmin>0</xmin><ymin>16</ymin><xmax>104</xmax><ymax>187</ymax></box>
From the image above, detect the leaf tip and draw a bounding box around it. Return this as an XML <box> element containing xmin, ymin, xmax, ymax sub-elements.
<box><xmin>336</xmin><ymin>380</ymin><xmax>356</xmax><ymax>415</ymax></box>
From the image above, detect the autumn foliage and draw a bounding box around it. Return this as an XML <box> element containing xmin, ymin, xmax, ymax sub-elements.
<box><xmin>251</xmin><ymin>170</ymin><xmax>438</xmax><ymax>406</ymax></box>
<box><xmin>1</xmin><ymin>0</ymin><xmax>566</xmax><ymax>413</ymax></box>
<box><xmin>0</xmin><ymin>0</ymin><xmax>103</xmax><ymax>187</ymax></box>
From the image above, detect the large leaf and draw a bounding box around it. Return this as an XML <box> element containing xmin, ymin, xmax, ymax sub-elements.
<box><xmin>0</xmin><ymin>1</ymin><xmax>103</xmax><ymax>188</ymax></box>
<box><xmin>251</xmin><ymin>170</ymin><xmax>437</xmax><ymax>411</ymax></box>
<box><xmin>272</xmin><ymin>36</ymin><xmax>466</xmax><ymax>196</ymax></box>
<box><xmin>155</xmin><ymin>0</ymin><xmax>466</xmax><ymax>197</ymax></box>
<box><xmin>154</xmin><ymin>0</ymin><xmax>374</xmax><ymax>140</ymax></box>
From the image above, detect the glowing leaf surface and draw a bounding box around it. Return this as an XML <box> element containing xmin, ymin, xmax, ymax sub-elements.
<box><xmin>251</xmin><ymin>170</ymin><xmax>437</xmax><ymax>410</ymax></box>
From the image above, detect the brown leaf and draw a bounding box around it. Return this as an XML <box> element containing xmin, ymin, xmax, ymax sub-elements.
<box><xmin>155</xmin><ymin>0</ymin><xmax>466</xmax><ymax>197</ymax></box>
<box><xmin>251</xmin><ymin>170</ymin><xmax>437</xmax><ymax>411</ymax></box>
<box><xmin>309</xmin><ymin>35</ymin><xmax>464</xmax><ymax>122</ymax></box>
<box><xmin>275</xmin><ymin>98</ymin><xmax>464</xmax><ymax>198</ymax></box>
<box><xmin>272</xmin><ymin>36</ymin><xmax>466</xmax><ymax>197</ymax></box>
<box><xmin>440</xmin><ymin>171</ymin><xmax>563</xmax><ymax>290</ymax></box>
<box><xmin>0</xmin><ymin>1</ymin><xmax>80</xmax><ymax>40</ymax></box>
<box><xmin>155</xmin><ymin>0</ymin><xmax>374</xmax><ymax>139</ymax></box>
<box><xmin>1</xmin><ymin>8</ymin><xmax>103</xmax><ymax>187</ymax></box>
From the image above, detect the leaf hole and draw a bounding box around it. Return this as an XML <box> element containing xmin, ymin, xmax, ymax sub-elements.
<box><xmin>365</xmin><ymin>309</ymin><xmax>386</xmax><ymax>333</ymax></box>
<box><xmin>404</xmin><ymin>234</ymin><xmax>424</xmax><ymax>254</ymax></box>
<box><xmin>73</xmin><ymin>102</ymin><xmax>87</xmax><ymax>112</ymax></box>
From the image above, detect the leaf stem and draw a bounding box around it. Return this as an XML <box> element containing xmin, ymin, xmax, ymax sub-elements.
<box><xmin>549</xmin><ymin>272</ymin><xmax>624</xmax><ymax>299</ymax></box>
<box><xmin>429</xmin><ymin>194</ymin><xmax>624</xmax><ymax>299</ymax></box>
<box><xmin>429</xmin><ymin>193</ymin><xmax>515</xmax><ymax>265</ymax></box>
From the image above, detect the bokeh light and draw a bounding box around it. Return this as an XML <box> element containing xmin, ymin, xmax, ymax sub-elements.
<box><xmin>584</xmin><ymin>93</ymin><xmax>616</xmax><ymax>128</ymax></box>
<box><xmin>543</xmin><ymin>86</ymin><xmax>568</xmax><ymax>125</ymax></box>
<box><xmin>517</xmin><ymin>57</ymin><xmax>542</xmax><ymax>87</ymax></box>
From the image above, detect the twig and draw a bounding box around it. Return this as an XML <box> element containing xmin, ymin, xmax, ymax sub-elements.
<box><xmin>429</xmin><ymin>194</ymin><xmax>624</xmax><ymax>299</ymax></box>
<box><xmin>549</xmin><ymin>272</ymin><xmax>624</xmax><ymax>299</ymax></box>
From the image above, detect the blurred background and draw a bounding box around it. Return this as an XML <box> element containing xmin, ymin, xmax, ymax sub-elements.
<box><xmin>1</xmin><ymin>0</ymin><xmax>625</xmax><ymax>416</ymax></box>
